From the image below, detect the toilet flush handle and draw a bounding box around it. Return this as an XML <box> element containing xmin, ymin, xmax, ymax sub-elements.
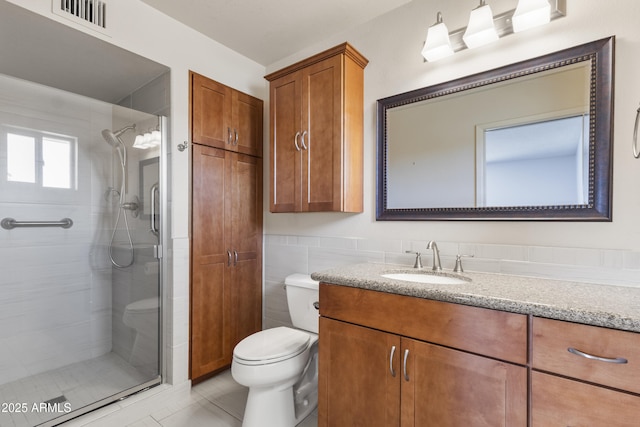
<box><xmin>313</xmin><ymin>301</ymin><xmax>320</xmax><ymax>310</ymax></box>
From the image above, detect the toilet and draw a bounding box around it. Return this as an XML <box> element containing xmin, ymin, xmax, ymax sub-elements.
<box><xmin>122</xmin><ymin>296</ymin><xmax>159</xmax><ymax>374</ymax></box>
<box><xmin>232</xmin><ymin>273</ymin><xmax>319</xmax><ymax>427</ymax></box>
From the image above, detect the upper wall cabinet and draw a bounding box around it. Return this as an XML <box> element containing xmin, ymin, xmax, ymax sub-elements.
<box><xmin>265</xmin><ymin>43</ymin><xmax>368</xmax><ymax>213</ymax></box>
<box><xmin>191</xmin><ymin>72</ymin><xmax>263</xmax><ymax>157</ymax></box>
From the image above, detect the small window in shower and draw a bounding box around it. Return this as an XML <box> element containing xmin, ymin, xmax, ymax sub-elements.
<box><xmin>7</xmin><ymin>133</ymin><xmax>36</xmax><ymax>183</ymax></box>
<box><xmin>5</xmin><ymin>130</ymin><xmax>77</xmax><ymax>189</ymax></box>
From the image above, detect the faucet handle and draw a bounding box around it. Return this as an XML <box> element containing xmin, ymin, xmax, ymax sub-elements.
<box><xmin>453</xmin><ymin>254</ymin><xmax>474</xmax><ymax>273</ymax></box>
<box><xmin>405</xmin><ymin>250</ymin><xmax>423</xmax><ymax>269</ymax></box>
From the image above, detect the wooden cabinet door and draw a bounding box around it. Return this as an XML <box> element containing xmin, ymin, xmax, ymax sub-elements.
<box><xmin>233</xmin><ymin>91</ymin><xmax>263</xmax><ymax>157</ymax></box>
<box><xmin>269</xmin><ymin>71</ymin><xmax>302</xmax><ymax>212</ymax></box>
<box><xmin>532</xmin><ymin>371</ymin><xmax>640</xmax><ymax>427</ymax></box>
<box><xmin>191</xmin><ymin>144</ymin><xmax>233</xmax><ymax>379</ymax></box>
<box><xmin>318</xmin><ymin>317</ymin><xmax>400</xmax><ymax>427</ymax></box>
<box><xmin>191</xmin><ymin>73</ymin><xmax>233</xmax><ymax>149</ymax></box>
<box><xmin>301</xmin><ymin>55</ymin><xmax>342</xmax><ymax>212</ymax></box>
<box><xmin>229</xmin><ymin>153</ymin><xmax>263</xmax><ymax>349</ymax></box>
<box><xmin>401</xmin><ymin>338</ymin><xmax>527</xmax><ymax>427</ymax></box>
<box><xmin>191</xmin><ymin>147</ymin><xmax>263</xmax><ymax>380</ymax></box>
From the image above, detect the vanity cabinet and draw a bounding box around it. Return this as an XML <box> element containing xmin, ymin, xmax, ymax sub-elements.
<box><xmin>265</xmin><ymin>43</ymin><xmax>367</xmax><ymax>213</ymax></box>
<box><xmin>190</xmin><ymin>144</ymin><xmax>263</xmax><ymax>381</ymax></box>
<box><xmin>531</xmin><ymin>317</ymin><xmax>640</xmax><ymax>426</ymax></box>
<box><xmin>191</xmin><ymin>72</ymin><xmax>263</xmax><ymax>157</ymax></box>
<box><xmin>318</xmin><ymin>283</ymin><xmax>528</xmax><ymax>427</ymax></box>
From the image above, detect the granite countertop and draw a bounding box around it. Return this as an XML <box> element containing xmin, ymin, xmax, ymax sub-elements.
<box><xmin>311</xmin><ymin>263</ymin><xmax>640</xmax><ymax>333</ymax></box>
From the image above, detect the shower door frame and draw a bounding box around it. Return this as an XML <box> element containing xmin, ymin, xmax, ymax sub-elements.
<box><xmin>40</xmin><ymin>115</ymin><xmax>169</xmax><ymax>427</ymax></box>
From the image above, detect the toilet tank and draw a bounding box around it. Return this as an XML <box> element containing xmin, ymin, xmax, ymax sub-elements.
<box><xmin>285</xmin><ymin>273</ymin><xmax>320</xmax><ymax>334</ymax></box>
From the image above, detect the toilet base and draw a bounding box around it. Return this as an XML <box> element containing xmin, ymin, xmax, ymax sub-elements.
<box><xmin>243</xmin><ymin>385</ymin><xmax>296</xmax><ymax>427</ymax></box>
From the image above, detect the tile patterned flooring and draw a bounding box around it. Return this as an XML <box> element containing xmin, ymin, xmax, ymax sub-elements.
<box><xmin>126</xmin><ymin>370</ymin><xmax>318</xmax><ymax>427</ymax></box>
<box><xmin>0</xmin><ymin>355</ymin><xmax>317</xmax><ymax>426</ymax></box>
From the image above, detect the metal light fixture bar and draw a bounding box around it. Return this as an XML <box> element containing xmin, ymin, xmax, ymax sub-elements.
<box><xmin>448</xmin><ymin>0</ymin><xmax>566</xmax><ymax>53</ymax></box>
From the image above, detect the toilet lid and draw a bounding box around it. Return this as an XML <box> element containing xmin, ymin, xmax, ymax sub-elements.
<box><xmin>233</xmin><ymin>327</ymin><xmax>310</xmax><ymax>364</ymax></box>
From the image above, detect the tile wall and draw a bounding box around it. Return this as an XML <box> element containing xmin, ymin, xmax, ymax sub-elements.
<box><xmin>264</xmin><ymin>234</ymin><xmax>640</xmax><ymax>328</ymax></box>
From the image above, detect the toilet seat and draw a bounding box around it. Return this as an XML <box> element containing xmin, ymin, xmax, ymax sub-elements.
<box><xmin>233</xmin><ymin>327</ymin><xmax>310</xmax><ymax>366</ymax></box>
<box><xmin>125</xmin><ymin>297</ymin><xmax>159</xmax><ymax>313</ymax></box>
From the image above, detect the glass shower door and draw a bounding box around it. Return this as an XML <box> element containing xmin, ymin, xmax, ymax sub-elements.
<box><xmin>0</xmin><ymin>73</ymin><xmax>164</xmax><ymax>426</ymax></box>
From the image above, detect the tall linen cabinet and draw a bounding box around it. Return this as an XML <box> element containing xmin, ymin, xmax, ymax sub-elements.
<box><xmin>190</xmin><ymin>71</ymin><xmax>263</xmax><ymax>382</ymax></box>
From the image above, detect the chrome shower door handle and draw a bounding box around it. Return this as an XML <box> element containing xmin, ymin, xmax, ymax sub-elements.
<box><xmin>634</xmin><ymin>106</ymin><xmax>640</xmax><ymax>158</ymax></box>
<box><xmin>150</xmin><ymin>183</ymin><xmax>159</xmax><ymax>236</ymax></box>
<box><xmin>389</xmin><ymin>345</ymin><xmax>397</xmax><ymax>377</ymax></box>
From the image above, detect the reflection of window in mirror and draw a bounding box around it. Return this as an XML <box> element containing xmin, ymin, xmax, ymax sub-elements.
<box><xmin>476</xmin><ymin>113</ymin><xmax>589</xmax><ymax>207</ymax></box>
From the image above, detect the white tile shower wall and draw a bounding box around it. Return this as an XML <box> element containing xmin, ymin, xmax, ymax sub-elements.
<box><xmin>263</xmin><ymin>234</ymin><xmax>640</xmax><ymax>329</ymax></box>
<box><xmin>0</xmin><ymin>75</ymin><xmax>115</xmax><ymax>385</ymax></box>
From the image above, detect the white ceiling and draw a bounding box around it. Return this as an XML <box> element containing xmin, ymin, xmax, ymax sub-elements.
<box><xmin>139</xmin><ymin>0</ymin><xmax>413</xmax><ymax>65</ymax></box>
<box><xmin>0</xmin><ymin>1</ymin><xmax>169</xmax><ymax>104</ymax></box>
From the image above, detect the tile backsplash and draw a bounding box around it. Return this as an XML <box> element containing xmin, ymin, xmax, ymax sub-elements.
<box><xmin>263</xmin><ymin>234</ymin><xmax>640</xmax><ymax>329</ymax></box>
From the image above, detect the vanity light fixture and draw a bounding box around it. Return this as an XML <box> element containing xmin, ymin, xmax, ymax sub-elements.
<box><xmin>422</xmin><ymin>0</ymin><xmax>566</xmax><ymax>62</ymax></box>
<box><xmin>463</xmin><ymin>1</ymin><xmax>499</xmax><ymax>49</ymax></box>
<box><xmin>421</xmin><ymin>12</ymin><xmax>454</xmax><ymax>62</ymax></box>
<box><xmin>512</xmin><ymin>0</ymin><xmax>551</xmax><ymax>32</ymax></box>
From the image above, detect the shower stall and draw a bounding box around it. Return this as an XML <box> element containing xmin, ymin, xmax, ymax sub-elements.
<box><xmin>0</xmin><ymin>72</ymin><xmax>166</xmax><ymax>426</ymax></box>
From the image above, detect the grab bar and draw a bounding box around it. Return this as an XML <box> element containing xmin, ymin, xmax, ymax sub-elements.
<box><xmin>1</xmin><ymin>217</ymin><xmax>73</xmax><ymax>230</ymax></box>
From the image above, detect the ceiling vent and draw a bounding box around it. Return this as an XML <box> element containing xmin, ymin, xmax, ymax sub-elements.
<box><xmin>53</xmin><ymin>0</ymin><xmax>109</xmax><ymax>33</ymax></box>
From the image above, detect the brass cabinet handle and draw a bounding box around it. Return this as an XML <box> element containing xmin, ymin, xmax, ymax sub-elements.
<box><xmin>403</xmin><ymin>349</ymin><xmax>410</xmax><ymax>381</ymax></box>
<box><xmin>389</xmin><ymin>346</ymin><xmax>396</xmax><ymax>377</ymax></box>
<box><xmin>568</xmin><ymin>347</ymin><xmax>628</xmax><ymax>364</ymax></box>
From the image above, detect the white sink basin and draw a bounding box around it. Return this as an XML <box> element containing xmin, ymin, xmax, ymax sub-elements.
<box><xmin>382</xmin><ymin>272</ymin><xmax>469</xmax><ymax>285</ymax></box>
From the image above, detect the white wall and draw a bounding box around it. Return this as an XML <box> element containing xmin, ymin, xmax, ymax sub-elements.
<box><xmin>0</xmin><ymin>74</ymin><xmax>115</xmax><ymax>384</ymax></box>
<box><xmin>264</xmin><ymin>0</ymin><xmax>640</xmax><ymax>252</ymax></box>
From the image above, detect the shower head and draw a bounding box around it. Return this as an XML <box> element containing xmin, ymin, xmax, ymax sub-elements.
<box><xmin>101</xmin><ymin>129</ymin><xmax>121</xmax><ymax>147</ymax></box>
<box><xmin>101</xmin><ymin>124</ymin><xmax>136</xmax><ymax>147</ymax></box>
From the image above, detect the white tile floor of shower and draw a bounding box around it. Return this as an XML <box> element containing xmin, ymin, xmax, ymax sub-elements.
<box><xmin>0</xmin><ymin>352</ymin><xmax>151</xmax><ymax>427</ymax></box>
<box><xmin>126</xmin><ymin>370</ymin><xmax>318</xmax><ymax>427</ymax></box>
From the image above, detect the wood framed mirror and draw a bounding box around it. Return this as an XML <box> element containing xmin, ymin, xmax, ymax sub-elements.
<box><xmin>377</xmin><ymin>36</ymin><xmax>614</xmax><ymax>221</ymax></box>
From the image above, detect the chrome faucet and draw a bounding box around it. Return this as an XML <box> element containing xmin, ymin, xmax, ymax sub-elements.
<box><xmin>426</xmin><ymin>240</ymin><xmax>442</xmax><ymax>271</ymax></box>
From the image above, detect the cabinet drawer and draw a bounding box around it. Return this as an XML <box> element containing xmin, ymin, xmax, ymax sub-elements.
<box><xmin>532</xmin><ymin>371</ymin><xmax>640</xmax><ymax>427</ymax></box>
<box><xmin>532</xmin><ymin>317</ymin><xmax>640</xmax><ymax>394</ymax></box>
<box><xmin>320</xmin><ymin>283</ymin><xmax>527</xmax><ymax>364</ymax></box>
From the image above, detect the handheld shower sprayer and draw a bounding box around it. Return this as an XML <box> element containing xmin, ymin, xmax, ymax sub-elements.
<box><xmin>102</xmin><ymin>124</ymin><xmax>137</xmax><ymax>268</ymax></box>
<box><xmin>101</xmin><ymin>124</ymin><xmax>136</xmax><ymax>145</ymax></box>
<box><xmin>101</xmin><ymin>124</ymin><xmax>135</xmax><ymax>166</ymax></box>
